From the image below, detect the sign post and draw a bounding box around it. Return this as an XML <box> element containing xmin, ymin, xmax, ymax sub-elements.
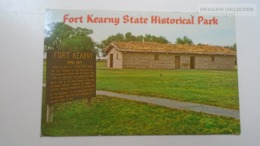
<box><xmin>46</xmin><ymin>104</ymin><xmax>53</xmax><ymax>123</ymax></box>
<box><xmin>46</xmin><ymin>50</ymin><xmax>96</xmax><ymax>123</ymax></box>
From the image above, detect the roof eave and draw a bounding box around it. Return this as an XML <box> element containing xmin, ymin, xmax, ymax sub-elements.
<box><xmin>104</xmin><ymin>42</ymin><xmax>123</xmax><ymax>54</ymax></box>
<box><xmin>120</xmin><ymin>50</ymin><xmax>236</xmax><ymax>56</ymax></box>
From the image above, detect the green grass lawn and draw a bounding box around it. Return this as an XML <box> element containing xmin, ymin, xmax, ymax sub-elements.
<box><xmin>96</xmin><ymin>60</ymin><xmax>239</xmax><ymax>109</ymax></box>
<box><xmin>41</xmin><ymin>92</ymin><xmax>240</xmax><ymax>136</ymax></box>
<box><xmin>43</xmin><ymin>60</ymin><xmax>239</xmax><ymax>109</ymax></box>
<box><xmin>41</xmin><ymin>59</ymin><xmax>240</xmax><ymax>136</ymax></box>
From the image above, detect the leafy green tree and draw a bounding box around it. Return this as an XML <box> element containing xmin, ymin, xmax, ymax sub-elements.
<box><xmin>99</xmin><ymin>32</ymin><xmax>170</xmax><ymax>49</ymax></box>
<box><xmin>98</xmin><ymin>32</ymin><xmax>170</xmax><ymax>56</ymax></box>
<box><xmin>98</xmin><ymin>33</ymin><xmax>124</xmax><ymax>49</ymax></box>
<box><xmin>231</xmin><ymin>43</ymin><xmax>236</xmax><ymax>50</ymax></box>
<box><xmin>175</xmin><ymin>36</ymin><xmax>193</xmax><ymax>45</ymax></box>
<box><xmin>224</xmin><ymin>43</ymin><xmax>237</xmax><ymax>50</ymax></box>
<box><xmin>143</xmin><ymin>34</ymin><xmax>152</xmax><ymax>42</ymax></box>
<box><xmin>44</xmin><ymin>22</ymin><xmax>96</xmax><ymax>52</ymax></box>
<box><xmin>125</xmin><ymin>32</ymin><xmax>137</xmax><ymax>42</ymax></box>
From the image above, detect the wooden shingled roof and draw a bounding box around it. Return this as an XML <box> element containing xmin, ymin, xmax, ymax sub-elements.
<box><xmin>105</xmin><ymin>42</ymin><xmax>236</xmax><ymax>56</ymax></box>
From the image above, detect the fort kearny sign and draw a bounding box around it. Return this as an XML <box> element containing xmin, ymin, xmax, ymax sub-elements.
<box><xmin>45</xmin><ymin>50</ymin><xmax>96</xmax><ymax>122</ymax></box>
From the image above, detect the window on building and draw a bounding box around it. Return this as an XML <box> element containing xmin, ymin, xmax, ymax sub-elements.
<box><xmin>154</xmin><ymin>54</ymin><xmax>159</xmax><ymax>60</ymax></box>
<box><xmin>116</xmin><ymin>53</ymin><xmax>119</xmax><ymax>60</ymax></box>
<box><xmin>211</xmin><ymin>55</ymin><xmax>215</xmax><ymax>62</ymax></box>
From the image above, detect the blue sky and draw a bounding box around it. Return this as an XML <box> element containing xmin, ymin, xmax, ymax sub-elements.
<box><xmin>45</xmin><ymin>10</ymin><xmax>236</xmax><ymax>46</ymax></box>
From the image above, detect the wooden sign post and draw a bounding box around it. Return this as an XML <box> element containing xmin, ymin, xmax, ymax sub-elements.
<box><xmin>46</xmin><ymin>50</ymin><xmax>96</xmax><ymax>123</ymax></box>
<box><xmin>46</xmin><ymin>104</ymin><xmax>53</xmax><ymax>123</ymax></box>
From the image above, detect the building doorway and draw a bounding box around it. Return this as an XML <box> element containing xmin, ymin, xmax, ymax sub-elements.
<box><xmin>190</xmin><ymin>56</ymin><xmax>195</xmax><ymax>69</ymax></box>
<box><xmin>175</xmin><ymin>56</ymin><xmax>180</xmax><ymax>69</ymax></box>
<box><xmin>110</xmin><ymin>54</ymin><xmax>113</xmax><ymax>68</ymax></box>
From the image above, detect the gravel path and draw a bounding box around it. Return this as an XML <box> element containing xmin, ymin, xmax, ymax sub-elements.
<box><xmin>96</xmin><ymin>90</ymin><xmax>239</xmax><ymax>119</ymax></box>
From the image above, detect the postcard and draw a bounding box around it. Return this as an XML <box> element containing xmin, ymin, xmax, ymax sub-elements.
<box><xmin>42</xmin><ymin>9</ymin><xmax>240</xmax><ymax>136</ymax></box>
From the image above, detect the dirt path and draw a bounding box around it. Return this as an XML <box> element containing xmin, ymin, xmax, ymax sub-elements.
<box><xmin>96</xmin><ymin>90</ymin><xmax>239</xmax><ymax>119</ymax></box>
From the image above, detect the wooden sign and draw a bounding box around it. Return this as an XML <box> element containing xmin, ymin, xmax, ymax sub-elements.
<box><xmin>46</xmin><ymin>50</ymin><xmax>96</xmax><ymax>105</ymax></box>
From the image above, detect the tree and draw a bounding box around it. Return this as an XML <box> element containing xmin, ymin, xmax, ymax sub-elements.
<box><xmin>44</xmin><ymin>22</ymin><xmax>96</xmax><ymax>52</ymax></box>
<box><xmin>230</xmin><ymin>43</ymin><xmax>236</xmax><ymax>50</ymax></box>
<box><xmin>224</xmin><ymin>43</ymin><xmax>237</xmax><ymax>50</ymax></box>
<box><xmin>98</xmin><ymin>32</ymin><xmax>170</xmax><ymax>56</ymax></box>
<box><xmin>125</xmin><ymin>32</ymin><xmax>137</xmax><ymax>42</ymax></box>
<box><xmin>99</xmin><ymin>32</ymin><xmax>170</xmax><ymax>49</ymax></box>
<box><xmin>175</xmin><ymin>36</ymin><xmax>193</xmax><ymax>45</ymax></box>
<box><xmin>98</xmin><ymin>33</ymin><xmax>125</xmax><ymax>50</ymax></box>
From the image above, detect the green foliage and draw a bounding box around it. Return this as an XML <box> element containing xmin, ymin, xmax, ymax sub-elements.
<box><xmin>97</xmin><ymin>33</ymin><xmax>125</xmax><ymax>49</ymax></box>
<box><xmin>41</xmin><ymin>96</ymin><xmax>240</xmax><ymax>136</ymax></box>
<box><xmin>175</xmin><ymin>36</ymin><xmax>193</xmax><ymax>45</ymax></box>
<box><xmin>225</xmin><ymin>43</ymin><xmax>237</xmax><ymax>50</ymax></box>
<box><xmin>96</xmin><ymin>61</ymin><xmax>239</xmax><ymax>109</ymax></box>
<box><xmin>99</xmin><ymin>32</ymin><xmax>170</xmax><ymax>49</ymax></box>
<box><xmin>232</xmin><ymin>43</ymin><xmax>237</xmax><ymax>50</ymax></box>
<box><xmin>44</xmin><ymin>22</ymin><xmax>96</xmax><ymax>51</ymax></box>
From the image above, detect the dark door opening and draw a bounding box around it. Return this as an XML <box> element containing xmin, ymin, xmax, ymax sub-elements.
<box><xmin>175</xmin><ymin>56</ymin><xmax>180</xmax><ymax>69</ymax></box>
<box><xmin>110</xmin><ymin>54</ymin><xmax>113</xmax><ymax>68</ymax></box>
<box><xmin>190</xmin><ymin>56</ymin><xmax>195</xmax><ymax>69</ymax></box>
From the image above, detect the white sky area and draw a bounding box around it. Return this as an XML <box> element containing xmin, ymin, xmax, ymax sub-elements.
<box><xmin>45</xmin><ymin>10</ymin><xmax>236</xmax><ymax>46</ymax></box>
